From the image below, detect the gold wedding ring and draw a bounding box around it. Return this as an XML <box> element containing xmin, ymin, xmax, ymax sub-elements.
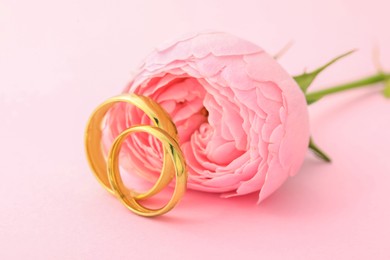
<box><xmin>85</xmin><ymin>94</ymin><xmax>187</xmax><ymax>217</ymax></box>
<box><xmin>108</xmin><ymin>125</ymin><xmax>186</xmax><ymax>216</ymax></box>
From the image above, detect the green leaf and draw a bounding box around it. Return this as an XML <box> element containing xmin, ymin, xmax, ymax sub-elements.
<box><xmin>294</xmin><ymin>71</ymin><xmax>317</xmax><ymax>94</ymax></box>
<box><xmin>383</xmin><ymin>77</ymin><xmax>390</xmax><ymax>98</ymax></box>
<box><xmin>308</xmin><ymin>137</ymin><xmax>331</xmax><ymax>163</ymax></box>
<box><xmin>294</xmin><ymin>49</ymin><xmax>357</xmax><ymax>93</ymax></box>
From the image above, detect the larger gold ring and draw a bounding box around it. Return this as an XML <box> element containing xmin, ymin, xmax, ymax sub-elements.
<box><xmin>85</xmin><ymin>94</ymin><xmax>187</xmax><ymax>216</ymax></box>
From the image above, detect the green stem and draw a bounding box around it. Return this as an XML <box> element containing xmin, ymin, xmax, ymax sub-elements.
<box><xmin>305</xmin><ymin>73</ymin><xmax>390</xmax><ymax>104</ymax></box>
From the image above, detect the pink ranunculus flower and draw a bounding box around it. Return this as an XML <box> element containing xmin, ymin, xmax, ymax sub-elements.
<box><xmin>103</xmin><ymin>32</ymin><xmax>310</xmax><ymax>202</ymax></box>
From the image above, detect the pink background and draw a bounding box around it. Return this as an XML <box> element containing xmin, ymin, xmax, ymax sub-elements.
<box><xmin>1</xmin><ymin>0</ymin><xmax>390</xmax><ymax>259</ymax></box>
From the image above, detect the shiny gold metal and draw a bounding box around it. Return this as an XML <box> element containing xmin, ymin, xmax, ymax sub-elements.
<box><xmin>85</xmin><ymin>94</ymin><xmax>187</xmax><ymax>216</ymax></box>
<box><xmin>107</xmin><ymin>125</ymin><xmax>187</xmax><ymax>217</ymax></box>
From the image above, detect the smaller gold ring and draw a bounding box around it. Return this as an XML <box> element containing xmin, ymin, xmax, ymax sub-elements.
<box><xmin>107</xmin><ymin>125</ymin><xmax>187</xmax><ymax>217</ymax></box>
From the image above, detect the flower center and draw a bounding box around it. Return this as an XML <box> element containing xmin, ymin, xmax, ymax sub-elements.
<box><xmin>199</xmin><ymin>107</ymin><xmax>209</xmax><ymax>117</ymax></box>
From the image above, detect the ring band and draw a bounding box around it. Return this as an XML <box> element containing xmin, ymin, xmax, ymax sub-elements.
<box><xmin>85</xmin><ymin>94</ymin><xmax>187</xmax><ymax>216</ymax></box>
<box><xmin>107</xmin><ymin>125</ymin><xmax>187</xmax><ymax>217</ymax></box>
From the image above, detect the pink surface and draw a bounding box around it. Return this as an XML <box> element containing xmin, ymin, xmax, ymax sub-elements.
<box><xmin>1</xmin><ymin>0</ymin><xmax>390</xmax><ymax>259</ymax></box>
